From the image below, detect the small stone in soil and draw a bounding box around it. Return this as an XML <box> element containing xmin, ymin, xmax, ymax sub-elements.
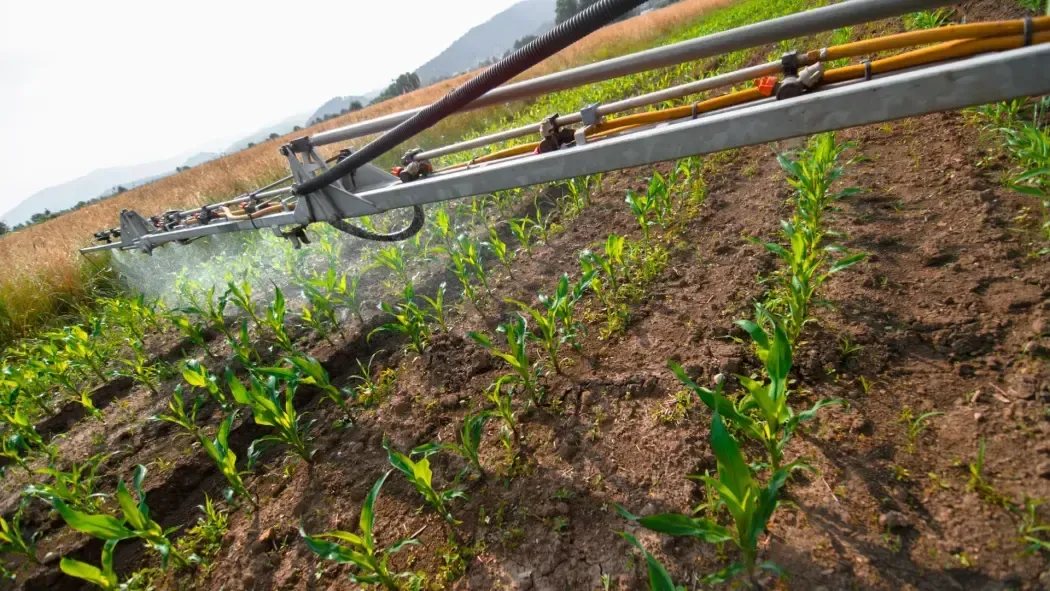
<box><xmin>879</xmin><ymin>511</ymin><xmax>911</xmax><ymax>530</ymax></box>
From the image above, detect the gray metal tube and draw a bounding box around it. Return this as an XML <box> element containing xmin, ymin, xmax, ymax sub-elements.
<box><xmin>414</xmin><ymin>60</ymin><xmax>780</xmax><ymax>161</ymax></box>
<box><xmin>309</xmin><ymin>0</ymin><xmax>952</xmax><ymax>147</ymax></box>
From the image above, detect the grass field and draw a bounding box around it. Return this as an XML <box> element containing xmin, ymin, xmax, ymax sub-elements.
<box><xmin>0</xmin><ymin>0</ymin><xmax>736</xmax><ymax>347</ymax></box>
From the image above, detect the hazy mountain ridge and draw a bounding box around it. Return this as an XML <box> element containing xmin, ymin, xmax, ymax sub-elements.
<box><xmin>414</xmin><ymin>0</ymin><xmax>556</xmax><ymax>84</ymax></box>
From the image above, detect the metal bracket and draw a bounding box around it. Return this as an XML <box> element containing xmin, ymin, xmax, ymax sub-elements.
<box><xmin>283</xmin><ymin>146</ymin><xmax>382</xmax><ymax>225</ymax></box>
<box><xmin>575</xmin><ymin>103</ymin><xmax>602</xmax><ymax>146</ymax></box>
<box><xmin>119</xmin><ymin>209</ymin><xmax>156</xmax><ymax>254</ymax></box>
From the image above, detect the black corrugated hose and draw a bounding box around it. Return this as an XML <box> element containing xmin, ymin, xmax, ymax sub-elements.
<box><xmin>298</xmin><ymin>0</ymin><xmax>647</xmax><ymax>240</ymax></box>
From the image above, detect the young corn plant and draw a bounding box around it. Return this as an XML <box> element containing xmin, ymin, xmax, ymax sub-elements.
<box><xmin>486</xmin><ymin>375</ymin><xmax>523</xmax><ymax>453</ymax></box>
<box><xmin>225</xmin><ymin>278</ymin><xmax>263</xmax><ymax>328</ymax></box>
<box><xmin>673</xmin><ymin>311</ymin><xmax>841</xmax><ymax>472</ymax></box>
<box><xmin>484</xmin><ymin>226</ymin><xmax>514</xmax><ymax>277</ymax></box>
<box><xmin>259</xmin><ymin>354</ymin><xmax>353</xmax><ymax>416</ymax></box>
<box><xmin>169</xmin><ymin>312</ymin><xmax>209</xmax><ymax>354</ymax></box>
<box><xmin>372</xmin><ymin>244</ymin><xmax>412</xmax><ymax>289</ymax></box>
<box><xmin>419</xmin><ymin>282</ymin><xmax>449</xmax><ymax>333</ymax></box>
<box><xmin>616</xmin><ymin>413</ymin><xmax>799</xmax><ymax>586</ymax></box>
<box><xmin>540</xmin><ymin>272</ymin><xmax>596</xmax><ymax>352</ymax></box>
<box><xmin>625</xmin><ymin>188</ymin><xmax>657</xmax><ymax>243</ymax></box>
<box><xmin>0</xmin><ymin>503</ymin><xmax>39</xmax><ymax>565</ymax></box>
<box><xmin>506</xmin><ymin>300</ymin><xmax>562</xmax><ymax>374</ymax></box>
<box><xmin>530</xmin><ymin>204</ymin><xmax>561</xmax><ymax>245</ymax></box>
<box><xmin>369</xmin><ymin>284</ymin><xmax>431</xmax><ymax>354</ymax></box>
<box><xmin>384</xmin><ymin>438</ymin><xmax>467</xmax><ymax>525</ymax></box>
<box><xmin>229</xmin><ymin>319</ymin><xmax>261</xmax><ymax>366</ymax></box>
<box><xmin>60</xmin><ymin>540</ymin><xmax>119</xmax><ymax>590</ymax></box>
<box><xmin>414</xmin><ymin>411</ymin><xmax>491</xmax><ymax>479</ymax></box>
<box><xmin>26</xmin><ymin>452</ymin><xmax>108</xmax><ymax>512</ymax></box>
<box><xmin>468</xmin><ymin>316</ymin><xmax>542</xmax><ymax>404</ymax></box>
<box><xmin>35</xmin><ymin>356</ymin><xmax>103</xmax><ymax>420</ymax></box>
<box><xmin>227</xmin><ymin>371</ymin><xmax>314</xmax><ymax>462</ymax></box>
<box><xmin>200</xmin><ymin>412</ymin><xmax>256</xmax><ymax>508</ymax></box>
<box><xmin>300</xmin><ymin>471</ymin><xmax>421</xmax><ymax>590</ymax></box>
<box><xmin>151</xmin><ymin>385</ymin><xmax>203</xmax><ymax>434</ymax></box>
<box><xmin>118</xmin><ymin>340</ymin><xmax>168</xmax><ymax>397</ymax></box>
<box><xmin>508</xmin><ymin>217</ymin><xmax>536</xmax><ymax>255</ymax></box>
<box><xmin>453</xmin><ymin>234</ymin><xmax>490</xmax><ymax>293</ymax></box>
<box><xmin>182</xmin><ymin>359</ymin><xmax>234</xmax><ymax>411</ymax></box>
<box><xmin>51</xmin><ymin>323</ymin><xmax>109</xmax><ymax>383</ymax></box>
<box><xmin>263</xmin><ymin>287</ymin><xmax>296</xmax><ymax>354</ymax></box>
<box><xmin>54</xmin><ymin>465</ymin><xmax>195</xmax><ymax>568</ymax></box>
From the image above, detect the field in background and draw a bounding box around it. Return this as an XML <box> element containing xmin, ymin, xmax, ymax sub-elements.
<box><xmin>0</xmin><ymin>0</ymin><xmax>734</xmax><ymax>346</ymax></box>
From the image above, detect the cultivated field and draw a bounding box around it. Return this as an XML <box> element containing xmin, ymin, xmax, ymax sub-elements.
<box><xmin>1</xmin><ymin>0</ymin><xmax>1050</xmax><ymax>590</ymax></box>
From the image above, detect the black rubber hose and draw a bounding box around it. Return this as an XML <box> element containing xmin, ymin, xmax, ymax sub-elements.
<box><xmin>293</xmin><ymin>0</ymin><xmax>647</xmax><ymax>197</ymax></box>
<box><xmin>328</xmin><ymin>205</ymin><xmax>425</xmax><ymax>242</ymax></box>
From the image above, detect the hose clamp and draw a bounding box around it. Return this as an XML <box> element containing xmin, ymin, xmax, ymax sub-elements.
<box><xmin>819</xmin><ymin>47</ymin><xmax>828</xmax><ymax>62</ymax></box>
<box><xmin>863</xmin><ymin>59</ymin><xmax>873</xmax><ymax>81</ymax></box>
<box><xmin>1024</xmin><ymin>16</ymin><xmax>1033</xmax><ymax>47</ymax></box>
<box><xmin>691</xmin><ymin>102</ymin><xmax>699</xmax><ymax>120</ymax></box>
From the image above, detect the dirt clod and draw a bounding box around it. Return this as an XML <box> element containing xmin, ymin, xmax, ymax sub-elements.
<box><xmin>879</xmin><ymin>511</ymin><xmax>911</xmax><ymax>530</ymax></box>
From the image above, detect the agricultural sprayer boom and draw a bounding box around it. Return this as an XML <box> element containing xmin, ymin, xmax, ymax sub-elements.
<box><xmin>82</xmin><ymin>0</ymin><xmax>1050</xmax><ymax>255</ymax></box>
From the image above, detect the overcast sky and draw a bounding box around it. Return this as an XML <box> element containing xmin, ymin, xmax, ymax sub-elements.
<box><xmin>0</xmin><ymin>0</ymin><xmax>521</xmax><ymax>216</ymax></box>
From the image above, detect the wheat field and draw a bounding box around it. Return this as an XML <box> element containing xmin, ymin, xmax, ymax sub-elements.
<box><xmin>0</xmin><ymin>0</ymin><xmax>734</xmax><ymax>342</ymax></box>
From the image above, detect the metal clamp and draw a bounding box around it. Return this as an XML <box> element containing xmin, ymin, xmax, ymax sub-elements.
<box><xmin>1024</xmin><ymin>16</ymin><xmax>1033</xmax><ymax>47</ymax></box>
<box><xmin>863</xmin><ymin>59</ymin><xmax>873</xmax><ymax>81</ymax></box>
<box><xmin>575</xmin><ymin>103</ymin><xmax>602</xmax><ymax>146</ymax></box>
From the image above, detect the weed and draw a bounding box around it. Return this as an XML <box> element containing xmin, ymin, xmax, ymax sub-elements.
<box><xmin>1017</xmin><ymin>496</ymin><xmax>1050</xmax><ymax>555</ymax></box>
<box><xmin>350</xmin><ymin>352</ymin><xmax>396</xmax><ymax>408</ymax></box>
<box><xmin>903</xmin><ymin>410</ymin><xmax>943</xmax><ymax>451</ymax></box>
<box><xmin>177</xmin><ymin>495</ymin><xmax>229</xmax><ymax>568</ymax></box>
<box><xmin>904</xmin><ymin>8</ymin><xmax>954</xmax><ymax>30</ymax></box>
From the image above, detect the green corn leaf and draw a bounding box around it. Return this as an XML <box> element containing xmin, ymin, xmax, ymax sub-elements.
<box><xmin>669</xmin><ymin>362</ymin><xmax>758</xmax><ymax>436</ymax></box>
<box><xmin>618</xmin><ymin>531</ymin><xmax>679</xmax><ymax>591</ymax></box>
<box><xmin>709</xmin><ymin>413</ymin><xmax>752</xmax><ymax>504</ymax></box>
<box><xmin>387</xmin><ymin>537</ymin><xmax>421</xmax><ymax>554</ymax></box>
<box><xmin>361</xmin><ymin>471</ymin><xmax>391</xmax><ymax>551</ymax></box>
<box><xmin>827</xmin><ymin>253</ymin><xmax>867</xmax><ymax>274</ymax></box>
<box><xmin>54</xmin><ymin>501</ymin><xmax>133</xmax><ymax>541</ymax></box>
<box><xmin>613</xmin><ymin>504</ymin><xmax>732</xmax><ymax>543</ymax></box>
<box><xmin>766</xmin><ymin>324</ymin><xmax>792</xmax><ymax>384</ymax></box>
<box><xmin>116</xmin><ymin>480</ymin><xmax>147</xmax><ymax>532</ymax></box>
<box><xmin>734</xmin><ymin>319</ymin><xmax>769</xmax><ymax>351</ymax></box>
<box><xmin>226</xmin><ymin>369</ymin><xmax>250</xmax><ymax>405</ymax></box>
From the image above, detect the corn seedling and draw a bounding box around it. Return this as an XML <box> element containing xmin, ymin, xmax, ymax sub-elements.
<box><xmin>469</xmin><ymin>316</ymin><xmax>542</xmax><ymax>404</ymax></box>
<box><xmin>169</xmin><ymin>311</ymin><xmax>209</xmax><ymax>354</ymax></box>
<box><xmin>39</xmin><ymin>356</ymin><xmax>103</xmax><ymax>420</ymax></box>
<box><xmin>26</xmin><ymin>452</ymin><xmax>108</xmax><ymax>512</ymax></box>
<box><xmin>372</xmin><ymin>245</ymin><xmax>412</xmax><ymax>289</ymax></box>
<box><xmin>182</xmin><ymin>359</ymin><xmax>234</xmax><ymax>411</ymax></box>
<box><xmin>260</xmin><ymin>354</ymin><xmax>352</xmax><ymax>416</ymax></box>
<box><xmin>505</xmin><ymin>300</ymin><xmax>562</xmax><ymax>374</ymax></box>
<box><xmin>484</xmin><ymin>226</ymin><xmax>514</xmax><ymax>276</ymax></box>
<box><xmin>300</xmin><ymin>471</ymin><xmax>421</xmax><ymax>590</ymax></box>
<box><xmin>0</xmin><ymin>503</ymin><xmax>39</xmax><ymax>564</ymax></box>
<box><xmin>618</xmin><ymin>531</ymin><xmax>682</xmax><ymax>591</ymax></box>
<box><xmin>225</xmin><ymin>278</ymin><xmax>263</xmax><ymax>328</ymax></box>
<box><xmin>419</xmin><ymin>282</ymin><xmax>449</xmax><ymax>333</ymax></box>
<box><xmin>384</xmin><ymin>438</ymin><xmax>467</xmax><ymax>525</ymax></box>
<box><xmin>431</xmin><ymin>207</ymin><xmax>458</xmax><ymax>252</ymax></box>
<box><xmin>625</xmin><ymin>188</ymin><xmax>657</xmax><ymax>243</ymax></box>
<box><xmin>617</xmin><ymin>413</ymin><xmax>799</xmax><ymax>585</ymax></box>
<box><xmin>200</xmin><ymin>412</ymin><xmax>256</xmax><ymax>507</ymax></box>
<box><xmin>414</xmin><ymin>411</ymin><xmax>491</xmax><ymax>479</ymax></box>
<box><xmin>49</xmin><ymin>322</ymin><xmax>110</xmax><ymax>383</ymax></box>
<box><xmin>227</xmin><ymin>370</ymin><xmax>315</xmax><ymax>462</ymax></box>
<box><xmin>966</xmin><ymin>438</ymin><xmax>1011</xmax><ymax>507</ymax></box>
<box><xmin>263</xmin><ymin>287</ymin><xmax>296</xmax><ymax>353</ymax></box>
<box><xmin>904</xmin><ymin>410</ymin><xmax>943</xmax><ymax>450</ymax></box>
<box><xmin>151</xmin><ymin>385</ymin><xmax>203</xmax><ymax>434</ymax></box>
<box><xmin>530</xmin><ymin>204</ymin><xmax>561</xmax><ymax>245</ymax></box>
<box><xmin>369</xmin><ymin>284</ymin><xmax>431</xmax><ymax>354</ymax></box>
<box><xmin>60</xmin><ymin>539</ymin><xmax>119</xmax><ymax>590</ymax></box>
<box><xmin>118</xmin><ymin>339</ymin><xmax>167</xmax><ymax>396</ymax></box>
<box><xmin>229</xmin><ymin>319</ymin><xmax>260</xmax><ymax>366</ymax></box>
<box><xmin>508</xmin><ymin>217</ymin><xmax>536</xmax><ymax>255</ymax></box>
<box><xmin>54</xmin><ymin>464</ymin><xmax>194</xmax><ymax>568</ymax></box>
<box><xmin>453</xmin><ymin>234</ymin><xmax>489</xmax><ymax>293</ymax></box>
<box><xmin>486</xmin><ymin>375</ymin><xmax>522</xmax><ymax>452</ymax></box>
<box><xmin>540</xmin><ymin>272</ymin><xmax>596</xmax><ymax>352</ymax></box>
<box><xmin>674</xmin><ymin>312</ymin><xmax>841</xmax><ymax>471</ymax></box>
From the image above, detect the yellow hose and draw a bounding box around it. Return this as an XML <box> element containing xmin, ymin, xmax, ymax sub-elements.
<box><xmin>810</xmin><ymin>16</ymin><xmax>1050</xmax><ymax>63</ymax></box>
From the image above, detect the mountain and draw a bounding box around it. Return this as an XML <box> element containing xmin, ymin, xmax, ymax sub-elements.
<box><xmin>1</xmin><ymin>155</ymin><xmax>193</xmax><ymax>226</ymax></box>
<box><xmin>413</xmin><ymin>0</ymin><xmax>556</xmax><ymax>84</ymax></box>
<box><xmin>183</xmin><ymin>152</ymin><xmax>221</xmax><ymax>168</ymax></box>
<box><xmin>306</xmin><ymin>91</ymin><xmax>379</xmax><ymax>125</ymax></box>
<box><xmin>224</xmin><ymin>112</ymin><xmax>312</xmax><ymax>154</ymax></box>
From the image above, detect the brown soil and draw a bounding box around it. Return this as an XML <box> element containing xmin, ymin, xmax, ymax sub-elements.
<box><xmin>5</xmin><ymin>2</ymin><xmax>1050</xmax><ymax>590</ymax></box>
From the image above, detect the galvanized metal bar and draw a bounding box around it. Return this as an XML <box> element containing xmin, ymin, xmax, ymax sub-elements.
<box><xmin>309</xmin><ymin>0</ymin><xmax>954</xmax><ymax>148</ymax></box>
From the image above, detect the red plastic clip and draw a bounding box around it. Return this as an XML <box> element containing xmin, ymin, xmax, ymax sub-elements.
<box><xmin>757</xmin><ymin>76</ymin><xmax>778</xmax><ymax>97</ymax></box>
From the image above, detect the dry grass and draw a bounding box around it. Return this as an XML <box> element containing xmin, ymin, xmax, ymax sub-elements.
<box><xmin>0</xmin><ymin>0</ymin><xmax>735</xmax><ymax>342</ymax></box>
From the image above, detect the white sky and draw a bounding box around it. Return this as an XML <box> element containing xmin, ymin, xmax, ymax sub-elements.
<box><xmin>0</xmin><ymin>0</ymin><xmax>521</xmax><ymax>216</ymax></box>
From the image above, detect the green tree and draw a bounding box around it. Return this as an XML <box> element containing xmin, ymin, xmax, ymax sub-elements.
<box><xmin>555</xmin><ymin>0</ymin><xmax>578</xmax><ymax>23</ymax></box>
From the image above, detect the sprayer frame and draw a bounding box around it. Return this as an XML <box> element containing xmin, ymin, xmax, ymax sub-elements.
<box><xmin>81</xmin><ymin>0</ymin><xmax>1050</xmax><ymax>255</ymax></box>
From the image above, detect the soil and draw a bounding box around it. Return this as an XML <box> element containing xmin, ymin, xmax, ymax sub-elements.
<box><xmin>4</xmin><ymin>1</ymin><xmax>1050</xmax><ymax>589</ymax></box>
